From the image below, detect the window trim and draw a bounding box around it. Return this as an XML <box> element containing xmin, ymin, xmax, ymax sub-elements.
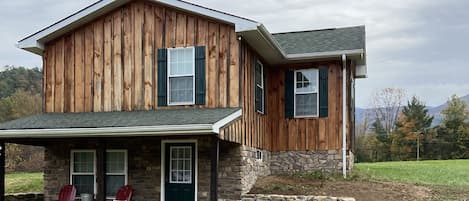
<box><xmin>167</xmin><ymin>47</ymin><xmax>196</xmax><ymax>106</ymax></box>
<box><xmin>293</xmin><ymin>68</ymin><xmax>319</xmax><ymax>118</ymax></box>
<box><xmin>70</xmin><ymin>150</ymin><xmax>97</xmax><ymax>198</ymax></box>
<box><xmin>105</xmin><ymin>149</ymin><xmax>128</xmax><ymax>199</ymax></box>
<box><xmin>255</xmin><ymin>60</ymin><xmax>265</xmax><ymax>114</ymax></box>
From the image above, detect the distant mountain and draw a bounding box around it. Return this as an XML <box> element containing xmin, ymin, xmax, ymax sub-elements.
<box><xmin>355</xmin><ymin>94</ymin><xmax>469</xmax><ymax>127</ymax></box>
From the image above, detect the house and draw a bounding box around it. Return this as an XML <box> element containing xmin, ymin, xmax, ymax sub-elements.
<box><xmin>0</xmin><ymin>0</ymin><xmax>367</xmax><ymax>201</ymax></box>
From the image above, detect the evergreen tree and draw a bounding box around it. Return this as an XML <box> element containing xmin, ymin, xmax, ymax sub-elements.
<box><xmin>394</xmin><ymin>96</ymin><xmax>433</xmax><ymax>160</ymax></box>
<box><xmin>439</xmin><ymin>95</ymin><xmax>469</xmax><ymax>158</ymax></box>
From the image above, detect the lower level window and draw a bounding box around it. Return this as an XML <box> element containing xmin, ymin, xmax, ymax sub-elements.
<box><xmin>106</xmin><ymin>150</ymin><xmax>127</xmax><ymax>197</ymax></box>
<box><xmin>70</xmin><ymin>150</ymin><xmax>127</xmax><ymax>198</ymax></box>
<box><xmin>71</xmin><ymin>150</ymin><xmax>96</xmax><ymax>196</ymax></box>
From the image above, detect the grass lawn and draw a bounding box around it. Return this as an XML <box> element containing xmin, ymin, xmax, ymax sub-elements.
<box><xmin>5</xmin><ymin>172</ymin><xmax>43</xmax><ymax>194</ymax></box>
<box><xmin>354</xmin><ymin>159</ymin><xmax>469</xmax><ymax>187</ymax></box>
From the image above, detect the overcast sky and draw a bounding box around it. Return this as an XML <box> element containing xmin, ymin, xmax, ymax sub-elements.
<box><xmin>1</xmin><ymin>0</ymin><xmax>468</xmax><ymax>108</ymax></box>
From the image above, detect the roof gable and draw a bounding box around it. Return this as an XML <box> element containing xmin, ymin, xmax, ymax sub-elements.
<box><xmin>17</xmin><ymin>0</ymin><xmax>259</xmax><ymax>55</ymax></box>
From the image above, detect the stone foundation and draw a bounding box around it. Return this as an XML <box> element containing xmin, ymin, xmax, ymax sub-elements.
<box><xmin>218</xmin><ymin>142</ymin><xmax>270</xmax><ymax>200</ymax></box>
<box><xmin>241</xmin><ymin>194</ymin><xmax>355</xmax><ymax>201</ymax></box>
<box><xmin>270</xmin><ymin>150</ymin><xmax>354</xmax><ymax>174</ymax></box>
<box><xmin>5</xmin><ymin>193</ymin><xmax>44</xmax><ymax>201</ymax></box>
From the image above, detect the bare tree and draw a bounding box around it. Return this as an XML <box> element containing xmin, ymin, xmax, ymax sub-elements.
<box><xmin>370</xmin><ymin>88</ymin><xmax>406</xmax><ymax>134</ymax></box>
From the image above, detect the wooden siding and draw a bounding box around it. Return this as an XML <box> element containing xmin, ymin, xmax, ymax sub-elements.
<box><xmin>43</xmin><ymin>1</ymin><xmax>240</xmax><ymax>112</ymax></box>
<box><xmin>220</xmin><ymin>41</ymin><xmax>353</xmax><ymax>151</ymax></box>
<box><xmin>41</xmin><ymin>0</ymin><xmax>354</xmax><ymax>152</ymax></box>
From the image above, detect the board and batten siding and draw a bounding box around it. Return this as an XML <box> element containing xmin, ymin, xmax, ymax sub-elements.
<box><xmin>43</xmin><ymin>1</ymin><xmax>240</xmax><ymax>113</ymax></box>
<box><xmin>220</xmin><ymin>41</ymin><xmax>354</xmax><ymax>151</ymax></box>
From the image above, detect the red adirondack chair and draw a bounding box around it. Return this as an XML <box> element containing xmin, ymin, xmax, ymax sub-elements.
<box><xmin>114</xmin><ymin>185</ymin><xmax>133</xmax><ymax>201</ymax></box>
<box><xmin>58</xmin><ymin>185</ymin><xmax>76</xmax><ymax>201</ymax></box>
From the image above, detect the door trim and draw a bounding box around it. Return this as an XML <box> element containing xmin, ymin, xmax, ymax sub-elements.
<box><xmin>161</xmin><ymin>139</ymin><xmax>198</xmax><ymax>201</ymax></box>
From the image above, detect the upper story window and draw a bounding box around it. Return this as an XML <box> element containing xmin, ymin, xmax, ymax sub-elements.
<box><xmin>168</xmin><ymin>47</ymin><xmax>195</xmax><ymax>105</ymax></box>
<box><xmin>294</xmin><ymin>69</ymin><xmax>318</xmax><ymax>117</ymax></box>
<box><xmin>255</xmin><ymin>60</ymin><xmax>265</xmax><ymax>113</ymax></box>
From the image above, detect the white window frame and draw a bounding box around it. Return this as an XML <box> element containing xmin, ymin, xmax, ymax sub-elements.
<box><xmin>169</xmin><ymin>146</ymin><xmax>193</xmax><ymax>184</ymax></box>
<box><xmin>167</xmin><ymin>47</ymin><xmax>196</xmax><ymax>106</ymax></box>
<box><xmin>255</xmin><ymin>60</ymin><xmax>265</xmax><ymax>114</ymax></box>
<box><xmin>293</xmin><ymin>68</ymin><xmax>319</xmax><ymax>118</ymax></box>
<box><xmin>105</xmin><ymin>149</ymin><xmax>128</xmax><ymax>200</ymax></box>
<box><xmin>70</xmin><ymin>150</ymin><xmax>97</xmax><ymax>198</ymax></box>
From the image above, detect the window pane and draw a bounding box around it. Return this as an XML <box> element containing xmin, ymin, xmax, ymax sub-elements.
<box><xmin>73</xmin><ymin>152</ymin><xmax>94</xmax><ymax>173</ymax></box>
<box><xmin>296</xmin><ymin>70</ymin><xmax>318</xmax><ymax>93</ymax></box>
<box><xmin>106</xmin><ymin>152</ymin><xmax>125</xmax><ymax>174</ymax></box>
<box><xmin>169</xmin><ymin>48</ymin><xmax>194</xmax><ymax>76</ymax></box>
<box><xmin>106</xmin><ymin>175</ymin><xmax>125</xmax><ymax>197</ymax></box>
<box><xmin>255</xmin><ymin>86</ymin><xmax>263</xmax><ymax>112</ymax></box>
<box><xmin>255</xmin><ymin>63</ymin><xmax>262</xmax><ymax>86</ymax></box>
<box><xmin>295</xmin><ymin>93</ymin><xmax>317</xmax><ymax>116</ymax></box>
<box><xmin>169</xmin><ymin>76</ymin><xmax>194</xmax><ymax>103</ymax></box>
<box><xmin>72</xmin><ymin>175</ymin><xmax>94</xmax><ymax>196</ymax></box>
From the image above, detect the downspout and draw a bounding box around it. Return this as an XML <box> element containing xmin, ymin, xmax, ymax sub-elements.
<box><xmin>342</xmin><ymin>54</ymin><xmax>347</xmax><ymax>178</ymax></box>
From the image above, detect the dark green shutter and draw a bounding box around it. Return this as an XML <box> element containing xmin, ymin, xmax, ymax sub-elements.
<box><xmin>263</xmin><ymin>66</ymin><xmax>267</xmax><ymax>114</ymax></box>
<box><xmin>285</xmin><ymin>70</ymin><xmax>294</xmax><ymax>118</ymax></box>
<box><xmin>319</xmin><ymin>67</ymin><xmax>329</xmax><ymax>117</ymax></box>
<box><xmin>157</xmin><ymin>48</ymin><xmax>168</xmax><ymax>106</ymax></box>
<box><xmin>195</xmin><ymin>46</ymin><xmax>206</xmax><ymax>105</ymax></box>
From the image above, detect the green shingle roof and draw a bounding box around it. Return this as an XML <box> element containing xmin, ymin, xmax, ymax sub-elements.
<box><xmin>272</xmin><ymin>26</ymin><xmax>365</xmax><ymax>55</ymax></box>
<box><xmin>0</xmin><ymin>108</ymin><xmax>240</xmax><ymax>130</ymax></box>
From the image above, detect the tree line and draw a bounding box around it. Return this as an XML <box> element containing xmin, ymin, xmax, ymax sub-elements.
<box><xmin>0</xmin><ymin>66</ymin><xmax>44</xmax><ymax>172</ymax></box>
<box><xmin>355</xmin><ymin>88</ymin><xmax>469</xmax><ymax>162</ymax></box>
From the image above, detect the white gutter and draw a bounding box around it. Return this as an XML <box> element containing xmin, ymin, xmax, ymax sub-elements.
<box><xmin>0</xmin><ymin>109</ymin><xmax>242</xmax><ymax>139</ymax></box>
<box><xmin>342</xmin><ymin>54</ymin><xmax>347</xmax><ymax>178</ymax></box>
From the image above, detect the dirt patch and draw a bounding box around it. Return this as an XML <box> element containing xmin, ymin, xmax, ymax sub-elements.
<box><xmin>248</xmin><ymin>175</ymin><xmax>468</xmax><ymax>201</ymax></box>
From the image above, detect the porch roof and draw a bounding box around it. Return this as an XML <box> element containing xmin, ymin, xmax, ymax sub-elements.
<box><xmin>0</xmin><ymin>108</ymin><xmax>241</xmax><ymax>138</ymax></box>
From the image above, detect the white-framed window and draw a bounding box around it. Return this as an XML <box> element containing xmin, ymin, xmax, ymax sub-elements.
<box><xmin>167</xmin><ymin>47</ymin><xmax>195</xmax><ymax>105</ymax></box>
<box><xmin>71</xmin><ymin>150</ymin><xmax>96</xmax><ymax>197</ymax></box>
<box><xmin>255</xmin><ymin>60</ymin><xmax>264</xmax><ymax>113</ymax></box>
<box><xmin>169</xmin><ymin>146</ymin><xmax>192</xmax><ymax>184</ymax></box>
<box><xmin>106</xmin><ymin>150</ymin><xmax>128</xmax><ymax>198</ymax></box>
<box><xmin>294</xmin><ymin>69</ymin><xmax>319</xmax><ymax>117</ymax></box>
<box><xmin>70</xmin><ymin>150</ymin><xmax>128</xmax><ymax>199</ymax></box>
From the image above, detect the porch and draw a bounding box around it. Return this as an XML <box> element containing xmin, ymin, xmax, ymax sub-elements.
<box><xmin>0</xmin><ymin>108</ymin><xmax>243</xmax><ymax>201</ymax></box>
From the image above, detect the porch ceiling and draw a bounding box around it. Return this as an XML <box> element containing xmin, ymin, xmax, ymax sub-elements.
<box><xmin>0</xmin><ymin>108</ymin><xmax>241</xmax><ymax>138</ymax></box>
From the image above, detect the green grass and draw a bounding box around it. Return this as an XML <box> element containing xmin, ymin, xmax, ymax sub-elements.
<box><xmin>355</xmin><ymin>159</ymin><xmax>469</xmax><ymax>187</ymax></box>
<box><xmin>5</xmin><ymin>172</ymin><xmax>43</xmax><ymax>194</ymax></box>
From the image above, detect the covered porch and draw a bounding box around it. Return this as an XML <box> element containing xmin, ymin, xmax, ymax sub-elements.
<box><xmin>0</xmin><ymin>108</ymin><xmax>241</xmax><ymax>201</ymax></box>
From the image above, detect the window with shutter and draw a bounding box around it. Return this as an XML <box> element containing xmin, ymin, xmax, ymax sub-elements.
<box><xmin>294</xmin><ymin>69</ymin><xmax>319</xmax><ymax>117</ymax></box>
<box><xmin>158</xmin><ymin>47</ymin><xmax>205</xmax><ymax>106</ymax></box>
<box><xmin>255</xmin><ymin>60</ymin><xmax>264</xmax><ymax>113</ymax></box>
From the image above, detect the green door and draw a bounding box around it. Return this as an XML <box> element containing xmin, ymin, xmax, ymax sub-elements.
<box><xmin>165</xmin><ymin>143</ymin><xmax>196</xmax><ymax>201</ymax></box>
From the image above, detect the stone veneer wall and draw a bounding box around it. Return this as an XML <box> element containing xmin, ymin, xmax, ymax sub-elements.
<box><xmin>43</xmin><ymin>136</ymin><xmax>213</xmax><ymax>201</ymax></box>
<box><xmin>5</xmin><ymin>193</ymin><xmax>44</xmax><ymax>201</ymax></box>
<box><xmin>270</xmin><ymin>150</ymin><xmax>354</xmax><ymax>174</ymax></box>
<box><xmin>218</xmin><ymin>142</ymin><xmax>270</xmax><ymax>201</ymax></box>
